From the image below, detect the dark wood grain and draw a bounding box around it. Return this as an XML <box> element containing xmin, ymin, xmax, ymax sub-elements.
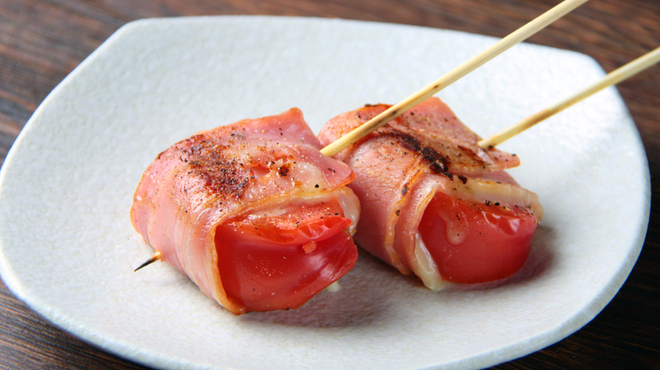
<box><xmin>1</xmin><ymin>0</ymin><xmax>658</xmax><ymax>368</ymax></box>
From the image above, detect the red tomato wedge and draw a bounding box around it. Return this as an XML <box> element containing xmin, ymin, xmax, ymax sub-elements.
<box><xmin>215</xmin><ymin>198</ymin><xmax>356</xmax><ymax>311</ymax></box>
<box><xmin>418</xmin><ymin>192</ymin><xmax>538</xmax><ymax>284</ymax></box>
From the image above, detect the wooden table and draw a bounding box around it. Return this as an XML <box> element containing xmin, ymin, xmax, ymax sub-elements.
<box><xmin>1</xmin><ymin>1</ymin><xmax>658</xmax><ymax>368</ymax></box>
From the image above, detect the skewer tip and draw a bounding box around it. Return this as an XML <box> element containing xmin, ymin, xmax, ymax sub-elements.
<box><xmin>134</xmin><ymin>251</ymin><xmax>162</xmax><ymax>272</ymax></box>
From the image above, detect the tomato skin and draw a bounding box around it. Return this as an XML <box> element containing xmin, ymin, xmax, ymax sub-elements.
<box><xmin>214</xmin><ymin>199</ymin><xmax>357</xmax><ymax>311</ymax></box>
<box><xmin>418</xmin><ymin>192</ymin><xmax>538</xmax><ymax>284</ymax></box>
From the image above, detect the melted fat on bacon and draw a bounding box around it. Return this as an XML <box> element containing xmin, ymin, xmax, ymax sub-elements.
<box><xmin>131</xmin><ymin>108</ymin><xmax>360</xmax><ymax>314</ymax></box>
<box><xmin>318</xmin><ymin>97</ymin><xmax>543</xmax><ymax>288</ymax></box>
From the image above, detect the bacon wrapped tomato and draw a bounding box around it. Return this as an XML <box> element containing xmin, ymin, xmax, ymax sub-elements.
<box><xmin>131</xmin><ymin>108</ymin><xmax>360</xmax><ymax>314</ymax></box>
<box><xmin>318</xmin><ymin>97</ymin><xmax>542</xmax><ymax>289</ymax></box>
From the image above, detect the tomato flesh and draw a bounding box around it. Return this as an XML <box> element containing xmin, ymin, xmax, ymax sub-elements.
<box><xmin>418</xmin><ymin>192</ymin><xmax>538</xmax><ymax>284</ymax></box>
<box><xmin>215</xmin><ymin>198</ymin><xmax>357</xmax><ymax>311</ymax></box>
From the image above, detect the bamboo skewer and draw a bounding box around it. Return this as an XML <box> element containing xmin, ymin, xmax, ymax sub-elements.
<box><xmin>135</xmin><ymin>0</ymin><xmax>587</xmax><ymax>272</ymax></box>
<box><xmin>134</xmin><ymin>251</ymin><xmax>162</xmax><ymax>272</ymax></box>
<box><xmin>479</xmin><ymin>46</ymin><xmax>660</xmax><ymax>149</ymax></box>
<box><xmin>320</xmin><ymin>0</ymin><xmax>588</xmax><ymax>157</ymax></box>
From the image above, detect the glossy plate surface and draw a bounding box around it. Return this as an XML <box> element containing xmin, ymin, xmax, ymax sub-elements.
<box><xmin>0</xmin><ymin>16</ymin><xmax>649</xmax><ymax>369</ymax></box>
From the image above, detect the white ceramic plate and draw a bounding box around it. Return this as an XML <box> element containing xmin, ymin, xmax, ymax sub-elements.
<box><xmin>0</xmin><ymin>16</ymin><xmax>650</xmax><ymax>370</ymax></box>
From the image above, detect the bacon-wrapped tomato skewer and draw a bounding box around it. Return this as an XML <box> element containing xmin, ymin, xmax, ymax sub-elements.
<box><xmin>131</xmin><ymin>109</ymin><xmax>360</xmax><ymax>315</ymax></box>
<box><xmin>318</xmin><ymin>97</ymin><xmax>543</xmax><ymax>289</ymax></box>
<box><xmin>316</xmin><ymin>47</ymin><xmax>660</xmax><ymax>288</ymax></box>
